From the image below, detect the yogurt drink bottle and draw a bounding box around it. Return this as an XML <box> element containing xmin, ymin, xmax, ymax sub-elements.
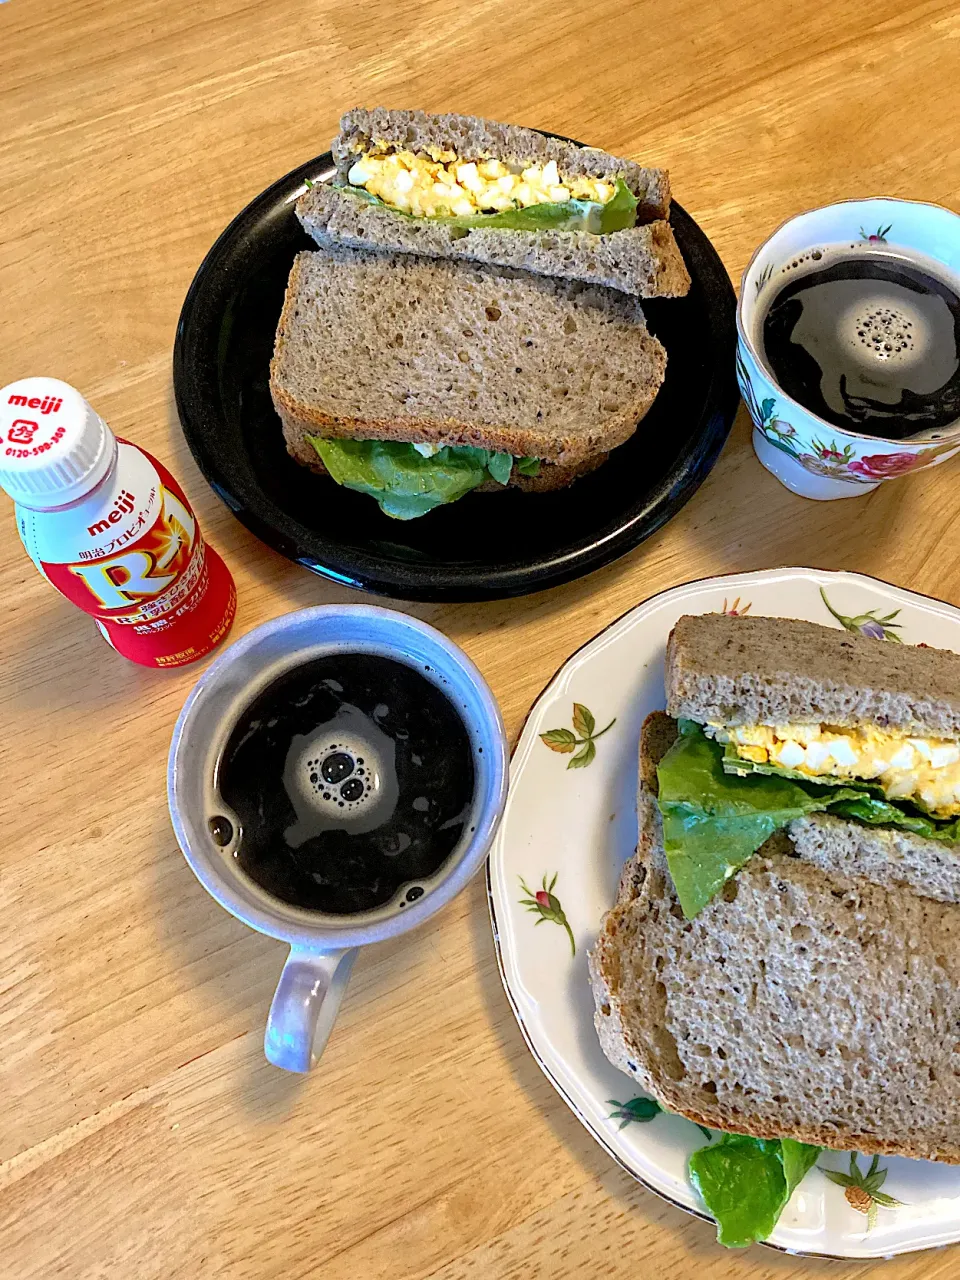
<box><xmin>0</xmin><ymin>377</ymin><xmax>236</xmax><ymax>668</ymax></box>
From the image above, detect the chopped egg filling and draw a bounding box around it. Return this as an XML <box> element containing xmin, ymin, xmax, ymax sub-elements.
<box><xmin>345</xmin><ymin>144</ymin><xmax>616</xmax><ymax>219</ymax></box>
<box><xmin>708</xmin><ymin>722</ymin><xmax>960</xmax><ymax>818</ymax></box>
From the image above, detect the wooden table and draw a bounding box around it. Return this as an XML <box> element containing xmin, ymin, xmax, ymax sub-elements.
<box><xmin>2</xmin><ymin>0</ymin><xmax>960</xmax><ymax>1274</ymax></box>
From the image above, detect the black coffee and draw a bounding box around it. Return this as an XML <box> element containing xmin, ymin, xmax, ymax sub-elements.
<box><xmin>761</xmin><ymin>253</ymin><xmax>960</xmax><ymax>438</ymax></box>
<box><xmin>216</xmin><ymin>653</ymin><xmax>475</xmax><ymax>915</ymax></box>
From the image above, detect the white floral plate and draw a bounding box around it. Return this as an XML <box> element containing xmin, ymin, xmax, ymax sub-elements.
<box><xmin>487</xmin><ymin>567</ymin><xmax>960</xmax><ymax>1259</ymax></box>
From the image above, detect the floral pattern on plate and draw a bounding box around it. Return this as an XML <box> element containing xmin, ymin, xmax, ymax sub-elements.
<box><xmin>539</xmin><ymin>702</ymin><xmax>616</xmax><ymax>769</ymax></box>
<box><xmin>518</xmin><ymin>873</ymin><xmax>576</xmax><ymax>955</ymax></box>
<box><xmin>821</xmin><ymin>587</ymin><xmax>903</xmax><ymax>641</ymax></box>
<box><xmin>822</xmin><ymin>1154</ymin><xmax>905</xmax><ymax>1232</ymax></box>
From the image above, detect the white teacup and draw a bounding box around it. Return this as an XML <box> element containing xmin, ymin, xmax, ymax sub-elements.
<box><xmin>738</xmin><ymin>197</ymin><xmax>960</xmax><ymax>499</ymax></box>
<box><xmin>167</xmin><ymin>605</ymin><xmax>508</xmax><ymax>1072</ymax></box>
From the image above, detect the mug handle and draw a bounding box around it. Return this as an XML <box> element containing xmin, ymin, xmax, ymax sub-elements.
<box><xmin>264</xmin><ymin>946</ymin><xmax>358</xmax><ymax>1073</ymax></box>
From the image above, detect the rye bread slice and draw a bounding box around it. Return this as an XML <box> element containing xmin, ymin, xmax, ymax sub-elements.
<box><xmin>789</xmin><ymin>811</ymin><xmax>960</xmax><ymax>904</ymax></box>
<box><xmin>297</xmin><ymin>185</ymin><xmax>691</xmax><ymax>300</ymax></box>
<box><xmin>270</xmin><ymin>248</ymin><xmax>667</xmax><ymax>467</ymax></box>
<box><xmin>666</xmin><ymin>613</ymin><xmax>960</xmax><ymax>737</ymax></box>
<box><xmin>590</xmin><ymin>710</ymin><xmax>960</xmax><ymax>1162</ymax></box>
<box><xmin>332</xmin><ymin>107</ymin><xmax>671</xmax><ymax>221</ymax></box>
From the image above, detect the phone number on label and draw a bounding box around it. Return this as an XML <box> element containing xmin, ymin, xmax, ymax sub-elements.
<box><xmin>5</xmin><ymin>427</ymin><xmax>66</xmax><ymax>458</ymax></box>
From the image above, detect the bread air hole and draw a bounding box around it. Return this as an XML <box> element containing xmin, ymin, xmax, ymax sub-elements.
<box><xmin>485</xmin><ymin>305</ymin><xmax>502</xmax><ymax>321</ymax></box>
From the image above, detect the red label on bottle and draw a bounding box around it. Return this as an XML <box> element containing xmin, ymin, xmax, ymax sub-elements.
<box><xmin>40</xmin><ymin>452</ymin><xmax>236</xmax><ymax>668</ymax></box>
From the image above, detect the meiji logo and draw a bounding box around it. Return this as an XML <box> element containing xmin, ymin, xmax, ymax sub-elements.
<box><xmin>7</xmin><ymin>420</ymin><xmax>38</xmax><ymax>445</ymax></box>
<box><xmin>7</xmin><ymin>393</ymin><xmax>63</xmax><ymax>415</ymax></box>
<box><xmin>71</xmin><ymin>485</ymin><xmax>197</xmax><ymax>610</ymax></box>
<box><xmin>87</xmin><ymin>490</ymin><xmax>136</xmax><ymax>536</ymax></box>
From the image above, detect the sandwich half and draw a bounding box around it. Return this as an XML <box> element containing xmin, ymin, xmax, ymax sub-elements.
<box><xmin>270</xmin><ymin>246</ymin><xmax>667</xmax><ymax>519</ymax></box>
<box><xmin>660</xmin><ymin>611</ymin><xmax>960</xmax><ymax>917</ymax></box>
<box><xmin>296</xmin><ymin>108</ymin><xmax>692</xmax><ymax>299</ymax></box>
<box><xmin>590</xmin><ymin>613</ymin><xmax>960</xmax><ymax>1244</ymax></box>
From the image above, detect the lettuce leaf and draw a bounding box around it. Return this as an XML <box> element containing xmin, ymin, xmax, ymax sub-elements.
<box><xmin>308</xmin><ymin>438</ymin><xmax>531</xmax><ymax>519</ymax></box>
<box><xmin>516</xmin><ymin>456</ymin><xmax>542</xmax><ymax>477</ymax></box>
<box><xmin>780</xmin><ymin>1137</ymin><xmax>822</xmax><ymax>1198</ymax></box>
<box><xmin>342</xmin><ymin>177</ymin><xmax>638</xmax><ymax>234</ymax></box>
<box><xmin>689</xmin><ymin>1134</ymin><xmax>821</xmax><ymax>1248</ymax></box>
<box><xmin>485</xmin><ymin>451</ymin><xmax>513</xmax><ymax>485</ymax></box>
<box><xmin>657</xmin><ymin>723</ymin><xmax>865</xmax><ymax>917</ymax></box>
<box><xmin>724</xmin><ymin>747</ymin><xmax>960</xmax><ymax>839</ymax></box>
<box><xmin>658</xmin><ymin>723</ymin><xmax>960</xmax><ymax>917</ymax></box>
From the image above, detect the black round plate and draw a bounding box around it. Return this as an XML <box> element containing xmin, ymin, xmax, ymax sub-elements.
<box><xmin>174</xmin><ymin>152</ymin><xmax>738</xmax><ymax>602</ymax></box>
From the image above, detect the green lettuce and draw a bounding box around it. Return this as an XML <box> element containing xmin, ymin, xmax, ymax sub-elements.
<box><xmin>308</xmin><ymin>438</ymin><xmax>540</xmax><ymax>519</ymax></box>
<box><xmin>830</xmin><ymin>793</ymin><xmax>960</xmax><ymax>840</ymax></box>
<box><xmin>689</xmin><ymin>1134</ymin><xmax>821</xmax><ymax>1248</ymax></box>
<box><xmin>657</xmin><ymin>722</ymin><xmax>866</xmax><ymax>917</ymax></box>
<box><xmin>658</xmin><ymin>723</ymin><xmax>960</xmax><ymax>917</ymax></box>
<box><xmin>344</xmin><ymin>177</ymin><xmax>638</xmax><ymax>234</ymax></box>
<box><xmin>722</xmin><ymin>747</ymin><xmax>960</xmax><ymax>835</ymax></box>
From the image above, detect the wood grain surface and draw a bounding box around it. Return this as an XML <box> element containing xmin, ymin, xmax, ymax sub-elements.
<box><xmin>2</xmin><ymin>0</ymin><xmax>960</xmax><ymax>1274</ymax></box>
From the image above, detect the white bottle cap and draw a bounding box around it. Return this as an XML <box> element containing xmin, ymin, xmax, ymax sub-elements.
<box><xmin>0</xmin><ymin>378</ymin><xmax>116</xmax><ymax>509</ymax></box>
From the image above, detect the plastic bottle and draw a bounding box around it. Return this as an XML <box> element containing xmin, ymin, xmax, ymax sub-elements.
<box><xmin>0</xmin><ymin>377</ymin><xmax>236</xmax><ymax>668</ymax></box>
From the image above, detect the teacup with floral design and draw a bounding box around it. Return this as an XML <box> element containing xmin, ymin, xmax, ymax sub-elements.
<box><xmin>738</xmin><ymin>198</ymin><xmax>960</xmax><ymax>499</ymax></box>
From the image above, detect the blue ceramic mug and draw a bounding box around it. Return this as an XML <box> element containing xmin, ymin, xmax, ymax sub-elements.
<box><xmin>168</xmin><ymin>605</ymin><xmax>508</xmax><ymax>1072</ymax></box>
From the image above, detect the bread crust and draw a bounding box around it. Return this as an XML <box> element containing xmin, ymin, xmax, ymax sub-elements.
<box><xmin>297</xmin><ymin>183</ymin><xmax>691</xmax><ymax>300</ymax></box>
<box><xmin>666</xmin><ymin>612</ymin><xmax>960</xmax><ymax>736</ymax></box>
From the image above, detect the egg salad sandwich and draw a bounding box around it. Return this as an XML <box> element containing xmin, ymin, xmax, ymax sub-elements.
<box><xmin>590</xmin><ymin>612</ymin><xmax>960</xmax><ymax>1247</ymax></box>
<box><xmin>270</xmin><ymin>245</ymin><xmax>667</xmax><ymax>519</ymax></box>
<box><xmin>296</xmin><ymin>108</ymin><xmax>691</xmax><ymax>299</ymax></box>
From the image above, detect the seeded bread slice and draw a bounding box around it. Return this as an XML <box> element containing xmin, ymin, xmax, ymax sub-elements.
<box><xmin>298</xmin><ymin>107</ymin><xmax>690</xmax><ymax>299</ymax></box>
<box><xmin>788</xmin><ymin>811</ymin><xmax>960</xmax><ymax>904</ymax></box>
<box><xmin>270</xmin><ymin>248</ymin><xmax>667</xmax><ymax>468</ymax></box>
<box><xmin>666</xmin><ymin>612</ymin><xmax>960</xmax><ymax>737</ymax></box>
<box><xmin>590</xmin><ymin>710</ymin><xmax>960</xmax><ymax>1162</ymax></box>
<box><xmin>297</xmin><ymin>184</ymin><xmax>691</xmax><ymax>300</ymax></box>
<box><xmin>332</xmin><ymin>107</ymin><xmax>671</xmax><ymax>220</ymax></box>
